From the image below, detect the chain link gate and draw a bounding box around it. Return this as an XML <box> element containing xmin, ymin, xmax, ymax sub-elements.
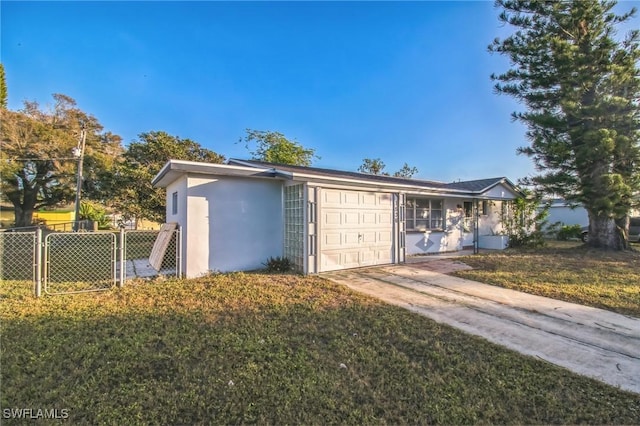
<box><xmin>44</xmin><ymin>232</ymin><xmax>117</xmax><ymax>294</ymax></box>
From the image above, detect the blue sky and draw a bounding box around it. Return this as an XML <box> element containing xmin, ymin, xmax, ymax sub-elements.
<box><xmin>2</xmin><ymin>1</ymin><xmax>639</xmax><ymax>183</ymax></box>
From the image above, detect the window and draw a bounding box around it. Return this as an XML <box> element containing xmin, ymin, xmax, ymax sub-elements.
<box><xmin>406</xmin><ymin>197</ymin><xmax>444</xmax><ymax>231</ymax></box>
<box><xmin>461</xmin><ymin>200</ymin><xmax>488</xmax><ymax>217</ymax></box>
<box><xmin>463</xmin><ymin>201</ymin><xmax>473</xmax><ymax>218</ymax></box>
<box><xmin>171</xmin><ymin>191</ymin><xmax>178</xmax><ymax>215</ymax></box>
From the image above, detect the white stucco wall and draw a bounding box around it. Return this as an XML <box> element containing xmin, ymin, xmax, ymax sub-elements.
<box><xmin>165</xmin><ymin>177</ymin><xmax>188</xmax><ymax>275</ymax></box>
<box><xmin>184</xmin><ymin>175</ymin><xmax>213</xmax><ymax>277</ymax></box>
<box><xmin>184</xmin><ymin>175</ymin><xmax>284</xmax><ymax>277</ymax></box>
<box><xmin>477</xmin><ymin>201</ymin><xmax>504</xmax><ymax>235</ymax></box>
<box><xmin>483</xmin><ymin>183</ymin><xmax>518</xmax><ymax>199</ymax></box>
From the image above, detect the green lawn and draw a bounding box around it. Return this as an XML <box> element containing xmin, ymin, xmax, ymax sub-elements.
<box><xmin>2</xmin><ymin>273</ymin><xmax>639</xmax><ymax>425</ymax></box>
<box><xmin>455</xmin><ymin>241</ymin><xmax>640</xmax><ymax>317</ymax></box>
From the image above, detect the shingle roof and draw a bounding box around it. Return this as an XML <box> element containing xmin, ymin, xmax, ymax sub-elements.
<box><xmin>230</xmin><ymin>159</ymin><xmax>447</xmax><ymax>186</ymax></box>
<box><xmin>444</xmin><ymin>177</ymin><xmax>509</xmax><ymax>192</ymax></box>
<box><xmin>228</xmin><ymin>159</ymin><xmax>517</xmax><ymax>195</ymax></box>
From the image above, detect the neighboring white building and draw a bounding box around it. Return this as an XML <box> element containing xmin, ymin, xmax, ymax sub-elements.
<box><xmin>543</xmin><ymin>199</ymin><xmax>640</xmax><ymax>228</ymax></box>
<box><xmin>152</xmin><ymin>159</ymin><xmax>522</xmax><ymax>277</ymax></box>
<box><xmin>544</xmin><ymin>199</ymin><xmax>590</xmax><ymax>228</ymax></box>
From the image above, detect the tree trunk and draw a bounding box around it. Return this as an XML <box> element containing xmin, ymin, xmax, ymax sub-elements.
<box><xmin>13</xmin><ymin>205</ymin><xmax>34</xmax><ymax>228</ymax></box>
<box><xmin>587</xmin><ymin>213</ymin><xmax>626</xmax><ymax>250</ymax></box>
<box><xmin>8</xmin><ymin>183</ymin><xmax>39</xmax><ymax>228</ymax></box>
<box><xmin>615</xmin><ymin>216</ymin><xmax>630</xmax><ymax>250</ymax></box>
<box><xmin>13</xmin><ymin>205</ymin><xmax>24</xmax><ymax>227</ymax></box>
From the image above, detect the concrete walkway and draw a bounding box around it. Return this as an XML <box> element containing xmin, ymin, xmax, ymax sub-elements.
<box><xmin>115</xmin><ymin>258</ymin><xmax>173</xmax><ymax>280</ymax></box>
<box><xmin>322</xmin><ymin>259</ymin><xmax>640</xmax><ymax>395</ymax></box>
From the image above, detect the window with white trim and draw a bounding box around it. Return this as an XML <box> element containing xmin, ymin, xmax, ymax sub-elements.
<box><xmin>406</xmin><ymin>197</ymin><xmax>444</xmax><ymax>231</ymax></box>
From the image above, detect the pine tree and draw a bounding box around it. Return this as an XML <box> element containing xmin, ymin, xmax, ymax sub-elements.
<box><xmin>490</xmin><ymin>0</ymin><xmax>640</xmax><ymax>249</ymax></box>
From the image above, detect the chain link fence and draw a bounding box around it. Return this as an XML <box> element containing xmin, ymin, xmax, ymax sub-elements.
<box><xmin>120</xmin><ymin>230</ymin><xmax>178</xmax><ymax>280</ymax></box>
<box><xmin>0</xmin><ymin>232</ymin><xmax>37</xmax><ymax>281</ymax></box>
<box><xmin>0</xmin><ymin>226</ymin><xmax>181</xmax><ymax>297</ymax></box>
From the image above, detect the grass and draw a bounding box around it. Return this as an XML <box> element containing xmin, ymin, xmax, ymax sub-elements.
<box><xmin>2</xmin><ymin>274</ymin><xmax>639</xmax><ymax>425</ymax></box>
<box><xmin>455</xmin><ymin>241</ymin><xmax>640</xmax><ymax>317</ymax></box>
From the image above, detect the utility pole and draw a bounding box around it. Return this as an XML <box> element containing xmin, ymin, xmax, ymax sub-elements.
<box><xmin>73</xmin><ymin>125</ymin><xmax>87</xmax><ymax>232</ymax></box>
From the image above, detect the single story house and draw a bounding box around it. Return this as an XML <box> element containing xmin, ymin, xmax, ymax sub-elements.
<box><xmin>152</xmin><ymin>159</ymin><xmax>522</xmax><ymax>277</ymax></box>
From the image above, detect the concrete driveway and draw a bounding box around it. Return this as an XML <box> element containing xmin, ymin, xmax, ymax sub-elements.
<box><xmin>322</xmin><ymin>259</ymin><xmax>640</xmax><ymax>395</ymax></box>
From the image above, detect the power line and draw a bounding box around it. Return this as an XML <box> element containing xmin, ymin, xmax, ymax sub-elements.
<box><xmin>3</xmin><ymin>157</ymin><xmax>79</xmax><ymax>162</ymax></box>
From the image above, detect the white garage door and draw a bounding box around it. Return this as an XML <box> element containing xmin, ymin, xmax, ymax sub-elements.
<box><xmin>320</xmin><ymin>189</ymin><xmax>394</xmax><ymax>272</ymax></box>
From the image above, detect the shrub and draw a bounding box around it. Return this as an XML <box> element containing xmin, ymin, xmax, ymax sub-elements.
<box><xmin>508</xmin><ymin>231</ymin><xmax>546</xmax><ymax>248</ymax></box>
<box><xmin>78</xmin><ymin>202</ymin><xmax>112</xmax><ymax>230</ymax></box>
<box><xmin>502</xmin><ymin>194</ymin><xmax>547</xmax><ymax>249</ymax></box>
<box><xmin>263</xmin><ymin>256</ymin><xmax>292</xmax><ymax>273</ymax></box>
<box><xmin>557</xmin><ymin>224</ymin><xmax>582</xmax><ymax>241</ymax></box>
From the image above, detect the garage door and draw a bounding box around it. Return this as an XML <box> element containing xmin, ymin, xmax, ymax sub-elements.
<box><xmin>320</xmin><ymin>189</ymin><xmax>394</xmax><ymax>272</ymax></box>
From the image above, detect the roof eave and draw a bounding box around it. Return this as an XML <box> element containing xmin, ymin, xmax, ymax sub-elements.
<box><xmin>151</xmin><ymin>160</ymin><xmax>286</xmax><ymax>188</ymax></box>
<box><xmin>284</xmin><ymin>170</ymin><xmax>470</xmax><ymax>194</ymax></box>
<box><xmin>230</xmin><ymin>159</ymin><xmax>523</xmax><ymax>198</ymax></box>
<box><xmin>153</xmin><ymin>160</ymin><xmax>523</xmax><ymax>200</ymax></box>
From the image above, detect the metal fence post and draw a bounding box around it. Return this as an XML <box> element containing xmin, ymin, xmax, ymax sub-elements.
<box><xmin>118</xmin><ymin>228</ymin><xmax>125</xmax><ymax>287</ymax></box>
<box><xmin>34</xmin><ymin>228</ymin><xmax>42</xmax><ymax>298</ymax></box>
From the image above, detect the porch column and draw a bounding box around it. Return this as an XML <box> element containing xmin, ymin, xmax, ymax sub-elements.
<box><xmin>474</xmin><ymin>198</ymin><xmax>480</xmax><ymax>254</ymax></box>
